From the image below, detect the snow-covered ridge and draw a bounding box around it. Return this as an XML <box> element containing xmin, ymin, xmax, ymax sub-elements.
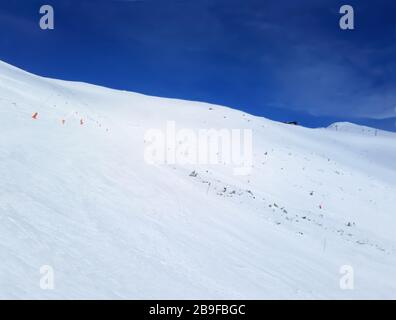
<box><xmin>0</xmin><ymin>60</ymin><xmax>395</xmax><ymax>299</ymax></box>
<box><xmin>327</xmin><ymin>122</ymin><xmax>395</xmax><ymax>137</ymax></box>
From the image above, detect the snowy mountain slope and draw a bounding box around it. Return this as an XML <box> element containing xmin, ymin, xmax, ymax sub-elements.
<box><xmin>0</xmin><ymin>60</ymin><xmax>395</xmax><ymax>299</ymax></box>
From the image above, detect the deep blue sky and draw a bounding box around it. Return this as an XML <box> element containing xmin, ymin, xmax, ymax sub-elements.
<box><xmin>1</xmin><ymin>0</ymin><xmax>395</xmax><ymax>130</ymax></box>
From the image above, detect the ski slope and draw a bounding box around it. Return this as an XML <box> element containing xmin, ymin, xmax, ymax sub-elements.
<box><xmin>0</xmin><ymin>60</ymin><xmax>395</xmax><ymax>299</ymax></box>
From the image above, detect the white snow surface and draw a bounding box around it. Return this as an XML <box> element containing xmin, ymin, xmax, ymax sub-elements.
<box><xmin>0</xmin><ymin>60</ymin><xmax>395</xmax><ymax>299</ymax></box>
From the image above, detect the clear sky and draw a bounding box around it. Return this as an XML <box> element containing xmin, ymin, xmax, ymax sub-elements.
<box><xmin>1</xmin><ymin>0</ymin><xmax>395</xmax><ymax>131</ymax></box>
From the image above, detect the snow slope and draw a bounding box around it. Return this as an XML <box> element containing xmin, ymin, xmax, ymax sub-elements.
<box><xmin>0</xmin><ymin>60</ymin><xmax>395</xmax><ymax>299</ymax></box>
